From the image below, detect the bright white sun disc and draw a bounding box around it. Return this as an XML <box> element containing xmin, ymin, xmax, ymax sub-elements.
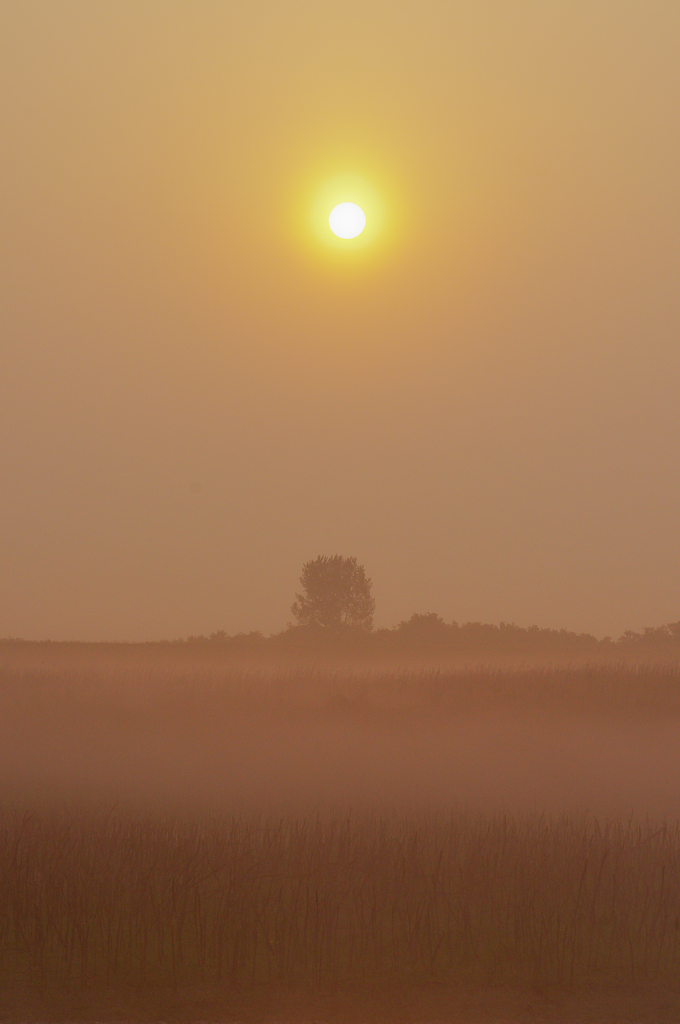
<box><xmin>329</xmin><ymin>202</ymin><xmax>366</xmax><ymax>239</ymax></box>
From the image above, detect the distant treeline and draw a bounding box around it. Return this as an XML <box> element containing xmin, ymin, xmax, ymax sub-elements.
<box><xmin>3</xmin><ymin>615</ymin><xmax>680</xmax><ymax>656</ymax></box>
<box><xmin>179</xmin><ymin>613</ymin><xmax>680</xmax><ymax>655</ymax></box>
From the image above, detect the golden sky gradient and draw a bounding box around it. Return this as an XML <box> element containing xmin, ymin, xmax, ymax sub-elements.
<box><xmin>2</xmin><ymin>1</ymin><xmax>680</xmax><ymax>640</ymax></box>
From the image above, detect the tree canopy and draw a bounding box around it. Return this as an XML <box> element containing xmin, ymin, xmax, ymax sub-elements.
<box><xmin>291</xmin><ymin>555</ymin><xmax>375</xmax><ymax>631</ymax></box>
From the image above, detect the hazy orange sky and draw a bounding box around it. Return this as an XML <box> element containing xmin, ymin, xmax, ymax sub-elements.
<box><xmin>2</xmin><ymin>1</ymin><xmax>679</xmax><ymax>641</ymax></box>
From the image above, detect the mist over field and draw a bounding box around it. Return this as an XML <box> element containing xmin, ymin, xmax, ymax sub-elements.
<box><xmin>3</xmin><ymin>657</ymin><xmax>680</xmax><ymax>821</ymax></box>
<box><xmin>4</xmin><ymin>653</ymin><xmax>680</xmax><ymax>1022</ymax></box>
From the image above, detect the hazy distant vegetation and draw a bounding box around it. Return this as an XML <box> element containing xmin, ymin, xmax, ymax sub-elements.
<box><xmin>180</xmin><ymin>614</ymin><xmax>680</xmax><ymax>658</ymax></box>
<box><xmin>3</xmin><ymin>554</ymin><xmax>679</xmax><ymax>660</ymax></box>
<box><xmin>5</xmin><ymin>617</ymin><xmax>680</xmax><ymax>664</ymax></box>
<box><xmin>291</xmin><ymin>555</ymin><xmax>376</xmax><ymax>631</ymax></box>
<box><xmin>186</xmin><ymin>553</ymin><xmax>680</xmax><ymax>659</ymax></box>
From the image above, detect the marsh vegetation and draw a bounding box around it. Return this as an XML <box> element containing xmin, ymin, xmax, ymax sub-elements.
<box><xmin>3</xmin><ymin>656</ymin><xmax>680</xmax><ymax>1020</ymax></box>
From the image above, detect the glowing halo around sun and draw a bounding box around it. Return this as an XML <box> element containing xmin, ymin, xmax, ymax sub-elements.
<box><xmin>329</xmin><ymin>202</ymin><xmax>366</xmax><ymax>239</ymax></box>
<box><xmin>297</xmin><ymin>171</ymin><xmax>391</xmax><ymax>256</ymax></box>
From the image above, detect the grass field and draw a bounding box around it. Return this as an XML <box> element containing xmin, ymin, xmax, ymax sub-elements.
<box><xmin>3</xmin><ymin>807</ymin><xmax>680</xmax><ymax>990</ymax></box>
<box><xmin>3</xmin><ymin>657</ymin><xmax>680</xmax><ymax>1020</ymax></box>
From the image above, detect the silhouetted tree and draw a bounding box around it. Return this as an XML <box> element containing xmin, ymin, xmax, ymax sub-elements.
<box><xmin>291</xmin><ymin>555</ymin><xmax>375</xmax><ymax>630</ymax></box>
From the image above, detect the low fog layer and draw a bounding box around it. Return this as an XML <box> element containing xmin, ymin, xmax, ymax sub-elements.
<box><xmin>3</xmin><ymin>662</ymin><xmax>680</xmax><ymax>820</ymax></box>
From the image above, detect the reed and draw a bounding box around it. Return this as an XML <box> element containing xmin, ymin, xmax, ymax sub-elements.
<box><xmin>3</xmin><ymin>658</ymin><xmax>680</xmax><ymax>1009</ymax></box>
<box><xmin>2</xmin><ymin>807</ymin><xmax>680</xmax><ymax>995</ymax></box>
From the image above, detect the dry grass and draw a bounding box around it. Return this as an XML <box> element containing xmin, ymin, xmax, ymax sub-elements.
<box><xmin>2</xmin><ymin>658</ymin><xmax>680</xmax><ymax>1019</ymax></box>
<box><xmin>2</xmin><ymin>808</ymin><xmax>680</xmax><ymax>995</ymax></box>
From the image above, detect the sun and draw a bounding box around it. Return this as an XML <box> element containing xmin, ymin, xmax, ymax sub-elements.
<box><xmin>295</xmin><ymin>171</ymin><xmax>389</xmax><ymax>254</ymax></box>
<box><xmin>329</xmin><ymin>202</ymin><xmax>366</xmax><ymax>239</ymax></box>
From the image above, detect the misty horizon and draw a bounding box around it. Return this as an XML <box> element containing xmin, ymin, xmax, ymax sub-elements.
<box><xmin>7</xmin><ymin>611</ymin><xmax>680</xmax><ymax>647</ymax></box>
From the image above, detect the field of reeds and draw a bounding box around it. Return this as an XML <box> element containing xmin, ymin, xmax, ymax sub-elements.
<box><xmin>3</xmin><ymin>808</ymin><xmax>680</xmax><ymax>993</ymax></box>
<box><xmin>3</xmin><ymin>655</ymin><xmax>680</xmax><ymax>1019</ymax></box>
